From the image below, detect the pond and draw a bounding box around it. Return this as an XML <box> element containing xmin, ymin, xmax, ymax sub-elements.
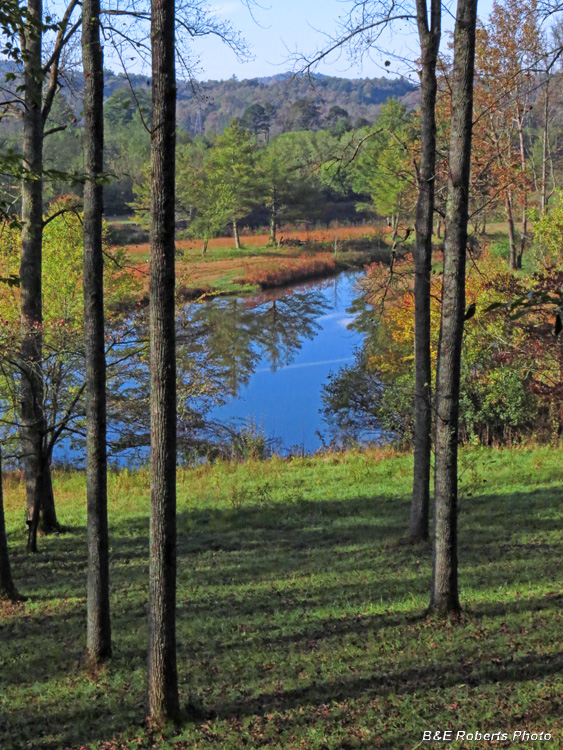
<box><xmin>207</xmin><ymin>271</ymin><xmax>364</xmax><ymax>453</ymax></box>
<box><xmin>48</xmin><ymin>269</ymin><xmax>367</xmax><ymax>468</ymax></box>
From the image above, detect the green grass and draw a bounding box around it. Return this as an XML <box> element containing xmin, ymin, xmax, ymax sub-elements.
<box><xmin>2</xmin><ymin>446</ymin><xmax>562</xmax><ymax>749</ymax></box>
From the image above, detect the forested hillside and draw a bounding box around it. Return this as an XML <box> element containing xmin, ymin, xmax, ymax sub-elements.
<box><xmin>0</xmin><ymin>62</ymin><xmax>416</xmax><ymax>137</ymax></box>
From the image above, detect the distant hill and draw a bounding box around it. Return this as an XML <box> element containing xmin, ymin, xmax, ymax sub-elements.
<box><xmin>0</xmin><ymin>62</ymin><xmax>418</xmax><ymax>136</ymax></box>
<box><xmin>172</xmin><ymin>73</ymin><xmax>417</xmax><ymax>136</ymax></box>
<box><xmin>99</xmin><ymin>70</ymin><xmax>418</xmax><ymax>136</ymax></box>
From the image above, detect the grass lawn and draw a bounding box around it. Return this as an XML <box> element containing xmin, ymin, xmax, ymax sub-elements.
<box><xmin>1</xmin><ymin>446</ymin><xmax>562</xmax><ymax>749</ymax></box>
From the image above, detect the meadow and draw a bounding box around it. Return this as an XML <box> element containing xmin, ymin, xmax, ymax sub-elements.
<box><xmin>1</xmin><ymin>446</ymin><xmax>562</xmax><ymax>749</ymax></box>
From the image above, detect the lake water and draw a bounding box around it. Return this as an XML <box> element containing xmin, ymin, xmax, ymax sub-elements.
<box><xmin>50</xmin><ymin>270</ymin><xmax>366</xmax><ymax>467</ymax></box>
<box><xmin>208</xmin><ymin>271</ymin><xmax>364</xmax><ymax>453</ymax></box>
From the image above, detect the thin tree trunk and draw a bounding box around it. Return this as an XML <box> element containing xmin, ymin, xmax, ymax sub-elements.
<box><xmin>83</xmin><ymin>0</ymin><xmax>111</xmax><ymax>663</ymax></box>
<box><xmin>506</xmin><ymin>193</ymin><xmax>517</xmax><ymax>270</ymax></box>
<box><xmin>516</xmin><ymin>109</ymin><xmax>527</xmax><ymax>269</ymax></box>
<box><xmin>0</xmin><ymin>451</ymin><xmax>21</xmax><ymax>601</ymax></box>
<box><xmin>201</xmin><ymin>237</ymin><xmax>208</xmax><ymax>256</ymax></box>
<box><xmin>409</xmin><ymin>0</ymin><xmax>441</xmax><ymax>542</ymax></box>
<box><xmin>269</xmin><ymin>201</ymin><xmax>277</xmax><ymax>246</ymax></box>
<box><xmin>431</xmin><ymin>0</ymin><xmax>478</xmax><ymax>617</ymax></box>
<box><xmin>233</xmin><ymin>219</ymin><xmax>241</xmax><ymax>249</ymax></box>
<box><xmin>148</xmin><ymin>0</ymin><xmax>179</xmax><ymax>723</ymax></box>
<box><xmin>541</xmin><ymin>80</ymin><xmax>549</xmax><ymax>216</ymax></box>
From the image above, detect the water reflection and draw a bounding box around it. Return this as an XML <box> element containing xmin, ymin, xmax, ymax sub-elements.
<box><xmin>45</xmin><ymin>272</ymin><xmax>363</xmax><ymax>466</ymax></box>
<box><xmin>208</xmin><ymin>273</ymin><xmax>364</xmax><ymax>455</ymax></box>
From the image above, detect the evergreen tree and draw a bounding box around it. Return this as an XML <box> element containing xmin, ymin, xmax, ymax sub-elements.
<box><xmin>205</xmin><ymin>120</ymin><xmax>260</xmax><ymax>248</ymax></box>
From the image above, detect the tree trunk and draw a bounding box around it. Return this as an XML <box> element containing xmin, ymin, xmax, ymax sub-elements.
<box><xmin>516</xmin><ymin>109</ymin><xmax>527</xmax><ymax>269</ymax></box>
<box><xmin>201</xmin><ymin>237</ymin><xmax>208</xmax><ymax>256</ymax></box>
<box><xmin>506</xmin><ymin>193</ymin><xmax>517</xmax><ymax>270</ymax></box>
<box><xmin>541</xmin><ymin>79</ymin><xmax>549</xmax><ymax>216</ymax></box>
<box><xmin>233</xmin><ymin>219</ymin><xmax>241</xmax><ymax>249</ymax></box>
<box><xmin>0</xmin><ymin>451</ymin><xmax>21</xmax><ymax>601</ymax></box>
<box><xmin>20</xmin><ymin>0</ymin><xmax>59</xmax><ymax>550</ymax></box>
<box><xmin>38</xmin><ymin>450</ymin><xmax>58</xmax><ymax>531</ymax></box>
<box><xmin>409</xmin><ymin>0</ymin><xmax>441</xmax><ymax>542</ymax></box>
<box><xmin>431</xmin><ymin>0</ymin><xmax>478</xmax><ymax>617</ymax></box>
<box><xmin>148</xmin><ymin>0</ymin><xmax>179</xmax><ymax>723</ymax></box>
<box><xmin>269</xmin><ymin>206</ymin><xmax>277</xmax><ymax>246</ymax></box>
<box><xmin>83</xmin><ymin>0</ymin><xmax>112</xmax><ymax>663</ymax></box>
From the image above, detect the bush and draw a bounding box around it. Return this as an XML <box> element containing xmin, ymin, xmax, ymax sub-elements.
<box><xmin>325</xmin><ymin>250</ymin><xmax>552</xmax><ymax>446</ymax></box>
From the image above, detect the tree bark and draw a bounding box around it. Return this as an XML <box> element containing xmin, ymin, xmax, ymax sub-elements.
<box><xmin>148</xmin><ymin>0</ymin><xmax>179</xmax><ymax>723</ymax></box>
<box><xmin>83</xmin><ymin>0</ymin><xmax>112</xmax><ymax>662</ymax></box>
<box><xmin>541</xmin><ymin>79</ymin><xmax>549</xmax><ymax>216</ymax></box>
<box><xmin>431</xmin><ymin>0</ymin><xmax>478</xmax><ymax>617</ymax></box>
<box><xmin>0</xmin><ymin>451</ymin><xmax>20</xmax><ymax>601</ymax></box>
<box><xmin>269</xmin><ymin>192</ymin><xmax>277</xmax><ymax>245</ymax></box>
<box><xmin>409</xmin><ymin>0</ymin><xmax>441</xmax><ymax>542</ymax></box>
<box><xmin>516</xmin><ymin>109</ymin><xmax>527</xmax><ymax>269</ymax></box>
<box><xmin>20</xmin><ymin>0</ymin><xmax>54</xmax><ymax>551</ymax></box>
<box><xmin>20</xmin><ymin>0</ymin><xmax>61</xmax><ymax>550</ymax></box>
<box><xmin>269</xmin><ymin>207</ymin><xmax>277</xmax><ymax>246</ymax></box>
<box><xmin>506</xmin><ymin>193</ymin><xmax>517</xmax><ymax>270</ymax></box>
<box><xmin>233</xmin><ymin>219</ymin><xmax>241</xmax><ymax>249</ymax></box>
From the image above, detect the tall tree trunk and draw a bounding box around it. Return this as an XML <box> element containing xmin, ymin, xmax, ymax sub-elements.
<box><xmin>233</xmin><ymin>219</ymin><xmax>241</xmax><ymax>249</ymax></box>
<box><xmin>506</xmin><ymin>193</ymin><xmax>517</xmax><ymax>270</ymax></box>
<box><xmin>20</xmin><ymin>0</ymin><xmax>58</xmax><ymax>551</ymax></box>
<box><xmin>541</xmin><ymin>79</ymin><xmax>549</xmax><ymax>216</ymax></box>
<box><xmin>409</xmin><ymin>0</ymin><xmax>441</xmax><ymax>542</ymax></box>
<box><xmin>20</xmin><ymin>0</ymin><xmax>63</xmax><ymax>549</ymax></box>
<box><xmin>148</xmin><ymin>0</ymin><xmax>179</xmax><ymax>723</ymax></box>
<box><xmin>431</xmin><ymin>0</ymin><xmax>478</xmax><ymax>617</ymax></box>
<box><xmin>516</xmin><ymin>109</ymin><xmax>527</xmax><ymax>269</ymax></box>
<box><xmin>83</xmin><ymin>0</ymin><xmax>111</xmax><ymax>663</ymax></box>
<box><xmin>0</xmin><ymin>451</ymin><xmax>21</xmax><ymax>601</ymax></box>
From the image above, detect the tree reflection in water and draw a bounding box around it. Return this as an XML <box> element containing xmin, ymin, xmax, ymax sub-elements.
<box><xmin>108</xmin><ymin>286</ymin><xmax>330</xmax><ymax>462</ymax></box>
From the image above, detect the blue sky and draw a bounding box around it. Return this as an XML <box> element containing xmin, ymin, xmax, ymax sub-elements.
<box><xmin>101</xmin><ymin>0</ymin><xmax>496</xmax><ymax>83</ymax></box>
<box><xmin>186</xmin><ymin>0</ymin><xmax>497</xmax><ymax>82</ymax></box>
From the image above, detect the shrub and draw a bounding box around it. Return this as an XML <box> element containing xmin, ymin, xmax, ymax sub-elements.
<box><xmin>325</xmin><ymin>250</ymin><xmax>554</xmax><ymax>446</ymax></box>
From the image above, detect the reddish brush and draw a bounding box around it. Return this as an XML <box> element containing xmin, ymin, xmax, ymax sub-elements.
<box><xmin>234</xmin><ymin>254</ymin><xmax>337</xmax><ymax>289</ymax></box>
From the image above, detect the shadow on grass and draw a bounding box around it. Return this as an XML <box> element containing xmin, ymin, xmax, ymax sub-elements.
<box><xmin>211</xmin><ymin>649</ymin><xmax>563</xmax><ymax>720</ymax></box>
<box><xmin>1</xmin><ymin>485</ymin><xmax>562</xmax><ymax>749</ymax></box>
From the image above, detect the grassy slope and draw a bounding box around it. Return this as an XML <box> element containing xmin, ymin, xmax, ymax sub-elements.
<box><xmin>1</xmin><ymin>446</ymin><xmax>562</xmax><ymax>749</ymax></box>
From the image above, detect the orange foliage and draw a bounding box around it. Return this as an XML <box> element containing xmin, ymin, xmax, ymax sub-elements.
<box><xmin>233</xmin><ymin>253</ymin><xmax>338</xmax><ymax>289</ymax></box>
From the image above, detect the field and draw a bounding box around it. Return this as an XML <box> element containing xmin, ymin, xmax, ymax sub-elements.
<box><xmin>1</xmin><ymin>446</ymin><xmax>562</xmax><ymax>749</ymax></box>
<box><xmin>120</xmin><ymin>226</ymin><xmax>392</xmax><ymax>299</ymax></box>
